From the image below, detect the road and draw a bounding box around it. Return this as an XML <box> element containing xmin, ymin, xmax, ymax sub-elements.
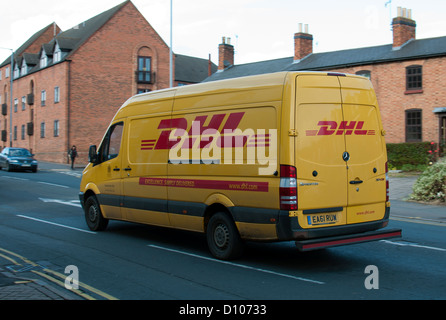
<box><xmin>0</xmin><ymin>167</ymin><xmax>445</xmax><ymax>305</ymax></box>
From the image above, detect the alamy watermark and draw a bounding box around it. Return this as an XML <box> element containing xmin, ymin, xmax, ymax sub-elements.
<box><xmin>364</xmin><ymin>265</ymin><xmax>379</xmax><ymax>290</ymax></box>
<box><xmin>64</xmin><ymin>265</ymin><xmax>79</xmax><ymax>290</ymax></box>
<box><xmin>167</xmin><ymin>124</ymin><xmax>278</xmax><ymax>175</ymax></box>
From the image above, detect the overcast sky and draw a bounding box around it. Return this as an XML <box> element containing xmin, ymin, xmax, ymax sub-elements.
<box><xmin>1</xmin><ymin>0</ymin><xmax>446</xmax><ymax>65</ymax></box>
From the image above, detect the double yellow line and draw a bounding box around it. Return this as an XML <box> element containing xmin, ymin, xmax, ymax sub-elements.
<box><xmin>0</xmin><ymin>247</ymin><xmax>118</xmax><ymax>300</ymax></box>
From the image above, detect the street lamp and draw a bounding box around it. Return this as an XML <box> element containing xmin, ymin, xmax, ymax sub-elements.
<box><xmin>0</xmin><ymin>47</ymin><xmax>14</xmax><ymax>147</ymax></box>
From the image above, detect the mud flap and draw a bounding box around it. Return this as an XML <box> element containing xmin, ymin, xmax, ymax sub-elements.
<box><xmin>295</xmin><ymin>228</ymin><xmax>402</xmax><ymax>251</ymax></box>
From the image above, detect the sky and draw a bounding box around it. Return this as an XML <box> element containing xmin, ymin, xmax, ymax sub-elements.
<box><xmin>1</xmin><ymin>0</ymin><xmax>446</xmax><ymax>65</ymax></box>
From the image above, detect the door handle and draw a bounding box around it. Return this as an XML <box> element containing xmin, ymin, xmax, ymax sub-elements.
<box><xmin>124</xmin><ymin>167</ymin><xmax>132</xmax><ymax>171</ymax></box>
<box><xmin>349</xmin><ymin>180</ymin><xmax>363</xmax><ymax>184</ymax></box>
<box><xmin>113</xmin><ymin>168</ymin><xmax>120</xmax><ymax>171</ymax></box>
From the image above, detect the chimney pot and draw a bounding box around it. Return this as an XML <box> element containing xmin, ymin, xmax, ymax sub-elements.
<box><xmin>218</xmin><ymin>36</ymin><xmax>234</xmax><ymax>70</ymax></box>
<box><xmin>392</xmin><ymin>8</ymin><xmax>416</xmax><ymax>48</ymax></box>
<box><xmin>294</xmin><ymin>23</ymin><xmax>313</xmax><ymax>61</ymax></box>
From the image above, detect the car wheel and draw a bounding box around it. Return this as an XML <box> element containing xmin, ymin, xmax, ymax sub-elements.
<box><xmin>206</xmin><ymin>212</ymin><xmax>244</xmax><ymax>260</ymax></box>
<box><xmin>7</xmin><ymin>162</ymin><xmax>13</xmax><ymax>172</ymax></box>
<box><xmin>84</xmin><ymin>195</ymin><xmax>108</xmax><ymax>231</ymax></box>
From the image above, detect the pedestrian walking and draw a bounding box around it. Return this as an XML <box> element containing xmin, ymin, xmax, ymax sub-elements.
<box><xmin>69</xmin><ymin>145</ymin><xmax>78</xmax><ymax>169</ymax></box>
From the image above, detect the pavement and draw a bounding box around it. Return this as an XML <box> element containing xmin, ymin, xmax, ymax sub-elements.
<box><xmin>0</xmin><ymin>163</ymin><xmax>444</xmax><ymax>300</ymax></box>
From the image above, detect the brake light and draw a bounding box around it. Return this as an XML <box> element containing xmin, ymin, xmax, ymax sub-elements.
<box><xmin>385</xmin><ymin>162</ymin><xmax>389</xmax><ymax>202</ymax></box>
<box><xmin>280</xmin><ymin>165</ymin><xmax>297</xmax><ymax>210</ymax></box>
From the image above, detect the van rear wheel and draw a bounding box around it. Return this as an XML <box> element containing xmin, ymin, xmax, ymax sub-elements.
<box><xmin>206</xmin><ymin>212</ymin><xmax>244</xmax><ymax>260</ymax></box>
<box><xmin>84</xmin><ymin>195</ymin><xmax>109</xmax><ymax>231</ymax></box>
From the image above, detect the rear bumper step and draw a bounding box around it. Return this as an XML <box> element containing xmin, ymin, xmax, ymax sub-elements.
<box><xmin>295</xmin><ymin>228</ymin><xmax>402</xmax><ymax>251</ymax></box>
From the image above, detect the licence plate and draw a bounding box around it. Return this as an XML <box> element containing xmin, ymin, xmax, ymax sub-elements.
<box><xmin>307</xmin><ymin>213</ymin><xmax>338</xmax><ymax>226</ymax></box>
<box><xmin>22</xmin><ymin>164</ymin><xmax>31</xmax><ymax>167</ymax></box>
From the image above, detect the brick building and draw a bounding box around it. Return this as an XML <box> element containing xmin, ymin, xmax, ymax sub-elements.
<box><xmin>0</xmin><ymin>1</ymin><xmax>216</xmax><ymax>163</ymax></box>
<box><xmin>206</xmin><ymin>8</ymin><xmax>446</xmax><ymax>150</ymax></box>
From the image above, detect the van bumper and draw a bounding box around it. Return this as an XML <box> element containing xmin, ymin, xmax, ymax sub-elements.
<box><xmin>276</xmin><ymin>207</ymin><xmax>396</xmax><ymax>242</ymax></box>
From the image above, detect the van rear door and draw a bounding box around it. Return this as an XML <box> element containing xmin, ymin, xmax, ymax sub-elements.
<box><xmin>294</xmin><ymin>74</ymin><xmax>387</xmax><ymax>229</ymax></box>
<box><xmin>339</xmin><ymin>76</ymin><xmax>387</xmax><ymax>224</ymax></box>
<box><xmin>295</xmin><ymin>74</ymin><xmax>348</xmax><ymax>228</ymax></box>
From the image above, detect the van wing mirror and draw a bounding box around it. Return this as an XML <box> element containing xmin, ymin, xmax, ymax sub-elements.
<box><xmin>89</xmin><ymin>145</ymin><xmax>98</xmax><ymax>164</ymax></box>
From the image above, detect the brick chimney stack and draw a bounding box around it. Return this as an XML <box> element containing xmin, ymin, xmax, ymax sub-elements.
<box><xmin>294</xmin><ymin>23</ymin><xmax>313</xmax><ymax>62</ymax></box>
<box><xmin>392</xmin><ymin>7</ymin><xmax>416</xmax><ymax>49</ymax></box>
<box><xmin>218</xmin><ymin>36</ymin><xmax>234</xmax><ymax>70</ymax></box>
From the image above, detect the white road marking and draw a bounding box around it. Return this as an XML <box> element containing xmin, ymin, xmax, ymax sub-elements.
<box><xmin>37</xmin><ymin>181</ymin><xmax>69</xmax><ymax>188</ymax></box>
<box><xmin>381</xmin><ymin>240</ymin><xmax>446</xmax><ymax>252</ymax></box>
<box><xmin>0</xmin><ymin>176</ymin><xmax>29</xmax><ymax>181</ymax></box>
<box><xmin>148</xmin><ymin>244</ymin><xmax>325</xmax><ymax>285</ymax></box>
<box><xmin>39</xmin><ymin>197</ymin><xmax>81</xmax><ymax>207</ymax></box>
<box><xmin>17</xmin><ymin>215</ymin><xmax>95</xmax><ymax>234</ymax></box>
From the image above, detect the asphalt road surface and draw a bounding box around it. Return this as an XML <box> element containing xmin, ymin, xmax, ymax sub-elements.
<box><xmin>0</xmin><ymin>167</ymin><xmax>445</xmax><ymax>305</ymax></box>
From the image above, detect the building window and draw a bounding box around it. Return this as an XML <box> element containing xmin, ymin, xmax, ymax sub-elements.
<box><xmin>40</xmin><ymin>52</ymin><xmax>48</xmax><ymax>68</ymax></box>
<box><xmin>13</xmin><ymin>65</ymin><xmax>20</xmax><ymax>79</ymax></box>
<box><xmin>41</xmin><ymin>90</ymin><xmax>46</xmax><ymax>106</ymax></box>
<box><xmin>21</xmin><ymin>124</ymin><xmax>25</xmax><ymax>140</ymax></box>
<box><xmin>54</xmin><ymin>86</ymin><xmax>60</xmax><ymax>103</ymax></box>
<box><xmin>54</xmin><ymin>120</ymin><xmax>59</xmax><ymax>137</ymax></box>
<box><xmin>14</xmin><ymin>98</ymin><xmax>18</xmax><ymax>112</ymax></box>
<box><xmin>405</xmin><ymin>109</ymin><xmax>422</xmax><ymax>142</ymax></box>
<box><xmin>22</xmin><ymin>96</ymin><xmax>26</xmax><ymax>110</ymax></box>
<box><xmin>137</xmin><ymin>88</ymin><xmax>151</xmax><ymax>94</ymax></box>
<box><xmin>355</xmin><ymin>70</ymin><xmax>371</xmax><ymax>80</ymax></box>
<box><xmin>21</xmin><ymin>62</ymin><xmax>27</xmax><ymax>76</ymax></box>
<box><xmin>53</xmin><ymin>44</ymin><xmax>62</xmax><ymax>63</ymax></box>
<box><xmin>13</xmin><ymin>126</ymin><xmax>17</xmax><ymax>140</ymax></box>
<box><xmin>40</xmin><ymin>122</ymin><xmax>45</xmax><ymax>138</ymax></box>
<box><xmin>5</xmin><ymin>67</ymin><xmax>9</xmax><ymax>78</ymax></box>
<box><xmin>406</xmin><ymin>65</ymin><xmax>422</xmax><ymax>91</ymax></box>
<box><xmin>137</xmin><ymin>56</ymin><xmax>152</xmax><ymax>83</ymax></box>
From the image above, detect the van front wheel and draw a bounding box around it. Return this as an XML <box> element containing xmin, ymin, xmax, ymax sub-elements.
<box><xmin>206</xmin><ymin>212</ymin><xmax>244</xmax><ymax>260</ymax></box>
<box><xmin>84</xmin><ymin>195</ymin><xmax>109</xmax><ymax>231</ymax></box>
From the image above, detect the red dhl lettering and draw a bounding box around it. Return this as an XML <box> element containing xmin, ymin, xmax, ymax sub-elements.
<box><xmin>140</xmin><ymin>112</ymin><xmax>271</xmax><ymax>151</ymax></box>
<box><xmin>306</xmin><ymin>121</ymin><xmax>375</xmax><ymax>136</ymax></box>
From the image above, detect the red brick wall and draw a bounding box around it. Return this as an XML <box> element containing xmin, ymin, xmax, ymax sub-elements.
<box><xmin>327</xmin><ymin>56</ymin><xmax>445</xmax><ymax>144</ymax></box>
<box><xmin>0</xmin><ymin>62</ymin><xmax>70</xmax><ymax>162</ymax></box>
<box><xmin>68</xmin><ymin>1</ymin><xmax>171</xmax><ymax>163</ymax></box>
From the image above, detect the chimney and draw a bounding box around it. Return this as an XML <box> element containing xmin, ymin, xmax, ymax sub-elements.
<box><xmin>392</xmin><ymin>7</ymin><xmax>416</xmax><ymax>48</ymax></box>
<box><xmin>294</xmin><ymin>23</ymin><xmax>313</xmax><ymax>62</ymax></box>
<box><xmin>218</xmin><ymin>36</ymin><xmax>234</xmax><ymax>70</ymax></box>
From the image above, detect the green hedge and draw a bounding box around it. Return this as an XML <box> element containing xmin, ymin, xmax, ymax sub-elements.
<box><xmin>386</xmin><ymin>142</ymin><xmax>432</xmax><ymax>169</ymax></box>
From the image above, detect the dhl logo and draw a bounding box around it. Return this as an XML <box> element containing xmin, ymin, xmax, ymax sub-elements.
<box><xmin>140</xmin><ymin>112</ymin><xmax>271</xmax><ymax>151</ymax></box>
<box><xmin>306</xmin><ymin>121</ymin><xmax>375</xmax><ymax>136</ymax></box>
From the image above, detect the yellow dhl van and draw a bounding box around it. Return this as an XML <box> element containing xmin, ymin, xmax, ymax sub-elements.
<box><xmin>79</xmin><ymin>71</ymin><xmax>401</xmax><ymax>260</ymax></box>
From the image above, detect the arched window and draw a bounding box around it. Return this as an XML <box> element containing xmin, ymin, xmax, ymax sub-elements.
<box><xmin>355</xmin><ymin>70</ymin><xmax>371</xmax><ymax>80</ymax></box>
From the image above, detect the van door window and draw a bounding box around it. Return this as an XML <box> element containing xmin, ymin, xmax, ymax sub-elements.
<box><xmin>99</xmin><ymin>122</ymin><xmax>124</xmax><ymax>162</ymax></box>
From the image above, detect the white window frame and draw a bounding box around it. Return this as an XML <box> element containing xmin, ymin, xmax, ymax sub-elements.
<box><xmin>53</xmin><ymin>44</ymin><xmax>62</xmax><ymax>63</ymax></box>
<box><xmin>40</xmin><ymin>52</ymin><xmax>48</xmax><ymax>68</ymax></box>
<box><xmin>54</xmin><ymin>120</ymin><xmax>60</xmax><ymax>137</ymax></box>
<box><xmin>54</xmin><ymin>86</ymin><xmax>60</xmax><ymax>103</ymax></box>
<box><xmin>41</xmin><ymin>90</ymin><xmax>46</xmax><ymax>106</ymax></box>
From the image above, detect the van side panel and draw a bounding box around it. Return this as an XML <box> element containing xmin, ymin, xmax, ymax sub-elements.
<box><xmin>167</xmin><ymin>83</ymin><xmax>283</xmax><ymax>238</ymax></box>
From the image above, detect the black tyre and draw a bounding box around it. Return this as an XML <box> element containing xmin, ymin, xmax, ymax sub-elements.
<box><xmin>84</xmin><ymin>195</ymin><xmax>108</xmax><ymax>231</ymax></box>
<box><xmin>206</xmin><ymin>212</ymin><xmax>244</xmax><ymax>260</ymax></box>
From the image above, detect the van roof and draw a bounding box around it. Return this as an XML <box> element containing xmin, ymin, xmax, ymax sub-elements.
<box><xmin>115</xmin><ymin>71</ymin><xmax>358</xmax><ymax>118</ymax></box>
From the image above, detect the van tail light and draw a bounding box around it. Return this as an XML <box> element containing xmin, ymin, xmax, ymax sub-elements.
<box><xmin>280</xmin><ymin>165</ymin><xmax>297</xmax><ymax>210</ymax></box>
<box><xmin>385</xmin><ymin>162</ymin><xmax>389</xmax><ymax>202</ymax></box>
